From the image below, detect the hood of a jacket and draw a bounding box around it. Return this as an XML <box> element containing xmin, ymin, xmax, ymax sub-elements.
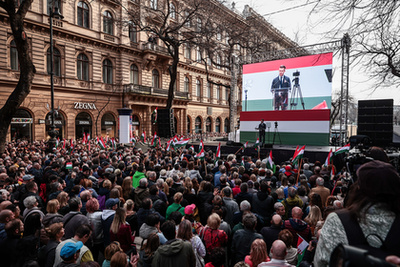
<box><xmin>43</xmin><ymin>213</ymin><xmax>63</xmax><ymax>226</ymax></box>
<box><xmin>139</xmin><ymin>223</ymin><xmax>157</xmax><ymax>239</ymax></box>
<box><xmin>101</xmin><ymin>209</ymin><xmax>116</xmax><ymax>220</ymax></box>
<box><xmin>156</xmin><ymin>239</ymin><xmax>184</xmax><ymax>256</ymax></box>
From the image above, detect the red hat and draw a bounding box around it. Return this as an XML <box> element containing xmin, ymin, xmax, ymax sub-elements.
<box><xmin>184</xmin><ymin>204</ymin><xmax>196</xmax><ymax>215</ymax></box>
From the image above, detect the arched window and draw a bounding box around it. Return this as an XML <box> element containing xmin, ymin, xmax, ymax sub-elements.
<box><xmin>77</xmin><ymin>53</ymin><xmax>89</xmax><ymax>81</ymax></box>
<box><xmin>102</xmin><ymin>59</ymin><xmax>113</xmax><ymax>84</ymax></box>
<box><xmin>77</xmin><ymin>1</ymin><xmax>89</xmax><ymax>28</ymax></box>
<box><xmin>75</xmin><ymin>112</ymin><xmax>92</xmax><ymax>139</ymax></box>
<box><xmin>184</xmin><ymin>76</ymin><xmax>189</xmax><ymax>92</ymax></box>
<box><xmin>152</xmin><ymin>69</ymin><xmax>160</xmax><ymax>88</ymax></box>
<box><xmin>101</xmin><ymin>113</ymin><xmax>116</xmax><ymax>137</ymax></box>
<box><xmin>216</xmin><ymin>118</ymin><xmax>221</xmax><ymax>133</ymax></box>
<box><xmin>170</xmin><ymin>2</ymin><xmax>176</xmax><ymax>19</ymax></box>
<box><xmin>129</xmin><ymin>21</ymin><xmax>137</xmax><ymax>42</ymax></box>
<box><xmin>195</xmin><ymin>116</ymin><xmax>202</xmax><ymax>133</ymax></box>
<box><xmin>11</xmin><ymin>109</ymin><xmax>33</xmax><ymax>142</ymax></box>
<box><xmin>206</xmin><ymin>117</ymin><xmax>212</xmax><ymax>132</ymax></box>
<box><xmin>103</xmin><ymin>11</ymin><xmax>113</xmax><ymax>35</ymax></box>
<box><xmin>47</xmin><ymin>47</ymin><xmax>61</xmax><ymax>76</ymax></box>
<box><xmin>10</xmin><ymin>40</ymin><xmax>18</xmax><ymax>71</ymax></box>
<box><xmin>130</xmin><ymin>64</ymin><xmax>139</xmax><ymax>84</ymax></box>
<box><xmin>224</xmin><ymin>118</ymin><xmax>230</xmax><ymax>133</ymax></box>
<box><xmin>196</xmin><ymin>79</ymin><xmax>201</xmax><ymax>97</ymax></box>
<box><xmin>207</xmin><ymin>82</ymin><xmax>211</xmax><ymax>98</ymax></box>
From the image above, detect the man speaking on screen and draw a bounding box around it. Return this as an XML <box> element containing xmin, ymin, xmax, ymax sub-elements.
<box><xmin>271</xmin><ymin>65</ymin><xmax>291</xmax><ymax>110</ymax></box>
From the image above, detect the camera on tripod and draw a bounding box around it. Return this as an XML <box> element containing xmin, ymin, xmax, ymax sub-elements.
<box><xmin>274</xmin><ymin>121</ymin><xmax>278</xmax><ymax>128</ymax></box>
<box><xmin>293</xmin><ymin>70</ymin><xmax>300</xmax><ymax>77</ymax></box>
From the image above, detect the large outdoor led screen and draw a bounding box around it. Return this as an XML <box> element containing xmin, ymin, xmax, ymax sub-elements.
<box><xmin>242</xmin><ymin>53</ymin><xmax>333</xmax><ymax>111</ymax></box>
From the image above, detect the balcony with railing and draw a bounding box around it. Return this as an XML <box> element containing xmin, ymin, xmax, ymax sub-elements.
<box><xmin>124</xmin><ymin>84</ymin><xmax>189</xmax><ymax>100</ymax></box>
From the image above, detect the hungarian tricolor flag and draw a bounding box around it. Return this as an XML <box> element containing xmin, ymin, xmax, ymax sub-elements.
<box><xmin>195</xmin><ymin>147</ymin><xmax>205</xmax><ymax>160</ymax></box>
<box><xmin>199</xmin><ymin>140</ymin><xmax>204</xmax><ymax>153</ymax></box>
<box><xmin>267</xmin><ymin>150</ymin><xmax>276</xmax><ymax>173</ymax></box>
<box><xmin>215</xmin><ymin>143</ymin><xmax>221</xmax><ymax>161</ymax></box>
<box><xmin>111</xmin><ymin>137</ymin><xmax>116</xmax><ymax>148</ymax></box>
<box><xmin>151</xmin><ymin>132</ymin><xmax>157</xmax><ymax>146</ymax></box>
<box><xmin>189</xmin><ymin>146</ymin><xmax>195</xmax><ymax>152</ymax></box>
<box><xmin>291</xmin><ymin>145</ymin><xmax>305</xmax><ymax>165</ymax></box>
<box><xmin>141</xmin><ymin>131</ymin><xmax>146</xmax><ymax>142</ymax></box>
<box><xmin>174</xmin><ymin>138</ymin><xmax>189</xmax><ymax>148</ymax></box>
<box><xmin>66</xmin><ymin>162</ymin><xmax>73</xmax><ymax>170</ymax></box>
<box><xmin>242</xmin><ymin>141</ymin><xmax>248</xmax><ymax>153</ymax></box>
<box><xmin>166</xmin><ymin>139</ymin><xmax>174</xmax><ymax>151</ymax></box>
<box><xmin>82</xmin><ymin>133</ymin><xmax>87</xmax><ymax>145</ymax></box>
<box><xmin>297</xmin><ymin>234</ymin><xmax>309</xmax><ymax>265</ymax></box>
<box><xmin>241</xmin><ymin>156</ymin><xmax>245</xmax><ymax>166</ymax></box>
<box><xmin>335</xmin><ymin>143</ymin><xmax>350</xmax><ymax>155</ymax></box>
<box><xmin>324</xmin><ymin>149</ymin><xmax>333</xmax><ymax>167</ymax></box>
<box><xmin>70</xmin><ymin>139</ymin><xmax>74</xmax><ymax>152</ymax></box>
<box><xmin>87</xmin><ymin>133</ymin><xmax>91</xmax><ymax>141</ymax></box>
<box><xmin>254</xmin><ymin>138</ymin><xmax>260</xmax><ymax>149</ymax></box>
<box><xmin>98</xmin><ymin>137</ymin><xmax>106</xmax><ymax>149</ymax></box>
<box><xmin>62</xmin><ymin>139</ymin><xmax>66</xmax><ymax>150</ymax></box>
<box><xmin>152</xmin><ymin>107</ymin><xmax>158</xmax><ymax>124</ymax></box>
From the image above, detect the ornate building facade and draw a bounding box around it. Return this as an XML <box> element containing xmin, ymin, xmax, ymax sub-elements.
<box><xmin>0</xmin><ymin>0</ymin><xmax>298</xmax><ymax>141</ymax></box>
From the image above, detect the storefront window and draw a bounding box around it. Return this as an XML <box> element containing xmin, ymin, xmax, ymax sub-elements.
<box><xmin>11</xmin><ymin>109</ymin><xmax>32</xmax><ymax>141</ymax></box>
<box><xmin>75</xmin><ymin>112</ymin><xmax>92</xmax><ymax>139</ymax></box>
<box><xmin>101</xmin><ymin>113</ymin><xmax>116</xmax><ymax>138</ymax></box>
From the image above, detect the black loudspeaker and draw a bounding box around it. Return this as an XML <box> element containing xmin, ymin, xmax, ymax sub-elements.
<box><xmin>157</xmin><ymin>108</ymin><xmax>174</xmax><ymax>138</ymax></box>
<box><xmin>358</xmin><ymin>99</ymin><xmax>393</xmax><ymax>147</ymax></box>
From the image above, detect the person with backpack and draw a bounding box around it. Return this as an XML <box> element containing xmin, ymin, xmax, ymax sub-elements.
<box><xmin>314</xmin><ymin>160</ymin><xmax>400</xmax><ymax>266</ymax></box>
<box><xmin>282</xmin><ymin>187</ymin><xmax>303</xmax><ymax>220</ymax></box>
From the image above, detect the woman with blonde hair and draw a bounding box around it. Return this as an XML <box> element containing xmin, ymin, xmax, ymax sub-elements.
<box><xmin>57</xmin><ymin>191</ymin><xmax>70</xmax><ymax>215</ymax></box>
<box><xmin>110</xmin><ymin>207</ymin><xmax>135</xmax><ymax>252</ymax></box>
<box><xmin>244</xmin><ymin>239</ymin><xmax>270</xmax><ymax>267</ymax></box>
<box><xmin>124</xmin><ymin>199</ymin><xmax>138</xmax><ymax>233</ymax></box>
<box><xmin>198</xmin><ymin>213</ymin><xmax>228</xmax><ymax>262</ymax></box>
<box><xmin>304</xmin><ymin>205</ymin><xmax>323</xmax><ymax>235</ymax></box>
<box><xmin>43</xmin><ymin>199</ymin><xmax>63</xmax><ymax>227</ymax></box>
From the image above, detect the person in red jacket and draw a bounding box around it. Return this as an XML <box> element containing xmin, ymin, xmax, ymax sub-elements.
<box><xmin>110</xmin><ymin>207</ymin><xmax>135</xmax><ymax>252</ymax></box>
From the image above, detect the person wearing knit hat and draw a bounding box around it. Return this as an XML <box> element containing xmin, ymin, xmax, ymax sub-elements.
<box><xmin>315</xmin><ymin>160</ymin><xmax>400</xmax><ymax>267</ymax></box>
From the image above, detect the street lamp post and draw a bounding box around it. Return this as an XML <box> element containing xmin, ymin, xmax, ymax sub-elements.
<box><xmin>47</xmin><ymin>1</ymin><xmax>63</xmax><ymax>153</ymax></box>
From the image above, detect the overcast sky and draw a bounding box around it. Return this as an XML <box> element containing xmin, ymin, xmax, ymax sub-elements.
<box><xmin>231</xmin><ymin>0</ymin><xmax>400</xmax><ymax>105</ymax></box>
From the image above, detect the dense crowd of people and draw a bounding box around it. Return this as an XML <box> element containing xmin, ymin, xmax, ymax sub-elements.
<box><xmin>0</xmin><ymin>139</ymin><xmax>399</xmax><ymax>267</ymax></box>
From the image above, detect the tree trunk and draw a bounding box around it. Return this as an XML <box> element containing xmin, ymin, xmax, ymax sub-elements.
<box><xmin>0</xmin><ymin>2</ymin><xmax>35</xmax><ymax>153</ymax></box>
<box><xmin>166</xmin><ymin>46</ymin><xmax>179</xmax><ymax>110</ymax></box>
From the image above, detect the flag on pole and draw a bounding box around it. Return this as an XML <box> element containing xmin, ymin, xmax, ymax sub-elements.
<box><xmin>199</xmin><ymin>140</ymin><xmax>204</xmax><ymax>153</ymax></box>
<box><xmin>70</xmin><ymin>139</ymin><xmax>74</xmax><ymax>151</ymax></box>
<box><xmin>82</xmin><ymin>133</ymin><xmax>87</xmax><ymax>145</ymax></box>
<box><xmin>174</xmin><ymin>138</ymin><xmax>190</xmax><ymax>148</ymax></box>
<box><xmin>98</xmin><ymin>137</ymin><xmax>106</xmax><ymax>150</ymax></box>
<box><xmin>241</xmin><ymin>141</ymin><xmax>248</xmax><ymax>153</ymax></box>
<box><xmin>254</xmin><ymin>138</ymin><xmax>260</xmax><ymax>149</ymax></box>
<box><xmin>334</xmin><ymin>143</ymin><xmax>350</xmax><ymax>155</ymax></box>
<box><xmin>195</xmin><ymin>147</ymin><xmax>205</xmax><ymax>160</ymax></box>
<box><xmin>324</xmin><ymin>149</ymin><xmax>333</xmax><ymax>167</ymax></box>
<box><xmin>241</xmin><ymin>156</ymin><xmax>245</xmax><ymax>166</ymax></box>
<box><xmin>215</xmin><ymin>142</ymin><xmax>221</xmax><ymax>162</ymax></box>
<box><xmin>291</xmin><ymin>145</ymin><xmax>305</xmax><ymax>165</ymax></box>
<box><xmin>166</xmin><ymin>139</ymin><xmax>174</xmax><ymax>151</ymax></box>
<box><xmin>151</xmin><ymin>132</ymin><xmax>157</xmax><ymax>146</ymax></box>
<box><xmin>141</xmin><ymin>131</ymin><xmax>146</xmax><ymax>142</ymax></box>
<box><xmin>267</xmin><ymin>150</ymin><xmax>276</xmax><ymax>173</ymax></box>
<box><xmin>62</xmin><ymin>139</ymin><xmax>66</xmax><ymax>150</ymax></box>
<box><xmin>152</xmin><ymin>107</ymin><xmax>158</xmax><ymax>124</ymax></box>
<box><xmin>87</xmin><ymin>133</ymin><xmax>91</xmax><ymax>141</ymax></box>
<box><xmin>189</xmin><ymin>146</ymin><xmax>195</xmax><ymax>152</ymax></box>
<box><xmin>296</xmin><ymin>234</ymin><xmax>309</xmax><ymax>266</ymax></box>
<box><xmin>111</xmin><ymin>137</ymin><xmax>116</xmax><ymax>148</ymax></box>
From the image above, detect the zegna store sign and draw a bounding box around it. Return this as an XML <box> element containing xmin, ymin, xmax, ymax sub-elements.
<box><xmin>74</xmin><ymin>102</ymin><xmax>97</xmax><ymax>110</ymax></box>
